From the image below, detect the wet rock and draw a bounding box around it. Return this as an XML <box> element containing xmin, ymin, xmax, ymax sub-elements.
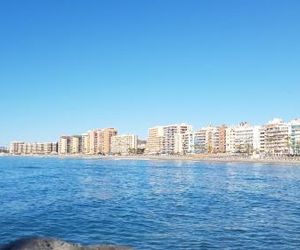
<box><xmin>0</xmin><ymin>238</ymin><xmax>131</xmax><ymax>250</ymax></box>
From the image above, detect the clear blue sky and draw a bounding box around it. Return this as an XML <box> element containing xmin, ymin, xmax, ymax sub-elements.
<box><xmin>0</xmin><ymin>0</ymin><xmax>299</xmax><ymax>145</ymax></box>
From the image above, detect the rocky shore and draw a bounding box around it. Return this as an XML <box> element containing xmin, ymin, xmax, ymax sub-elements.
<box><xmin>0</xmin><ymin>238</ymin><xmax>131</xmax><ymax>250</ymax></box>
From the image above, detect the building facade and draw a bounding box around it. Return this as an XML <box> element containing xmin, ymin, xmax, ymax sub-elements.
<box><xmin>111</xmin><ymin>134</ymin><xmax>138</xmax><ymax>155</ymax></box>
<box><xmin>8</xmin><ymin>118</ymin><xmax>300</xmax><ymax>157</ymax></box>
<box><xmin>146</xmin><ymin>124</ymin><xmax>192</xmax><ymax>155</ymax></box>
<box><xmin>59</xmin><ymin>136</ymin><xmax>71</xmax><ymax>154</ymax></box>
<box><xmin>194</xmin><ymin>129</ymin><xmax>207</xmax><ymax>154</ymax></box>
<box><xmin>162</xmin><ymin>124</ymin><xmax>192</xmax><ymax>155</ymax></box>
<box><xmin>290</xmin><ymin>119</ymin><xmax>300</xmax><ymax>155</ymax></box>
<box><xmin>146</xmin><ymin>126</ymin><xmax>164</xmax><ymax>155</ymax></box>
<box><xmin>264</xmin><ymin>119</ymin><xmax>290</xmax><ymax>156</ymax></box>
<box><xmin>86</xmin><ymin>128</ymin><xmax>117</xmax><ymax>155</ymax></box>
<box><xmin>10</xmin><ymin>141</ymin><xmax>58</xmax><ymax>155</ymax></box>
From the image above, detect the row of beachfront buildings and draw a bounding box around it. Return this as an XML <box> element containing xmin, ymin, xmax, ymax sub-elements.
<box><xmin>147</xmin><ymin>118</ymin><xmax>300</xmax><ymax>156</ymax></box>
<box><xmin>9</xmin><ymin>118</ymin><xmax>300</xmax><ymax>157</ymax></box>
<box><xmin>10</xmin><ymin>128</ymin><xmax>143</xmax><ymax>156</ymax></box>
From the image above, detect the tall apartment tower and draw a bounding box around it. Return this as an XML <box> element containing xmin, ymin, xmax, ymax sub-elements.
<box><xmin>86</xmin><ymin>128</ymin><xmax>117</xmax><ymax>155</ymax></box>
<box><xmin>58</xmin><ymin>136</ymin><xmax>71</xmax><ymax>154</ymax></box>
<box><xmin>88</xmin><ymin>130</ymin><xmax>98</xmax><ymax>155</ymax></box>
<box><xmin>290</xmin><ymin>119</ymin><xmax>300</xmax><ymax>155</ymax></box>
<box><xmin>162</xmin><ymin>124</ymin><xmax>192</xmax><ymax>155</ymax></box>
<box><xmin>217</xmin><ymin>125</ymin><xmax>227</xmax><ymax>153</ymax></box>
<box><xmin>181</xmin><ymin>131</ymin><xmax>195</xmax><ymax>154</ymax></box>
<box><xmin>264</xmin><ymin>118</ymin><xmax>290</xmax><ymax>156</ymax></box>
<box><xmin>81</xmin><ymin>133</ymin><xmax>90</xmax><ymax>154</ymax></box>
<box><xmin>70</xmin><ymin>135</ymin><xmax>83</xmax><ymax>154</ymax></box>
<box><xmin>98</xmin><ymin>128</ymin><xmax>118</xmax><ymax>154</ymax></box>
<box><xmin>194</xmin><ymin>129</ymin><xmax>207</xmax><ymax>154</ymax></box>
<box><xmin>146</xmin><ymin>124</ymin><xmax>192</xmax><ymax>155</ymax></box>
<box><xmin>203</xmin><ymin>126</ymin><xmax>218</xmax><ymax>153</ymax></box>
<box><xmin>146</xmin><ymin>126</ymin><xmax>164</xmax><ymax>155</ymax></box>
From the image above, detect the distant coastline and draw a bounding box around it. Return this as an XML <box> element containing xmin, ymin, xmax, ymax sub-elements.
<box><xmin>1</xmin><ymin>153</ymin><xmax>300</xmax><ymax>166</ymax></box>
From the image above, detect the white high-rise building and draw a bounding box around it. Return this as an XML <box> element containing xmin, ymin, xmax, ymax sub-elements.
<box><xmin>194</xmin><ymin>129</ymin><xmax>207</xmax><ymax>154</ymax></box>
<box><xmin>81</xmin><ymin>133</ymin><xmax>90</xmax><ymax>154</ymax></box>
<box><xmin>181</xmin><ymin>132</ymin><xmax>195</xmax><ymax>154</ymax></box>
<box><xmin>233</xmin><ymin>123</ymin><xmax>254</xmax><ymax>154</ymax></box>
<box><xmin>229</xmin><ymin>123</ymin><xmax>261</xmax><ymax>155</ymax></box>
<box><xmin>204</xmin><ymin>126</ymin><xmax>220</xmax><ymax>153</ymax></box>
<box><xmin>252</xmin><ymin>126</ymin><xmax>262</xmax><ymax>153</ymax></box>
<box><xmin>162</xmin><ymin>124</ymin><xmax>192</xmax><ymax>155</ymax></box>
<box><xmin>111</xmin><ymin>134</ymin><xmax>138</xmax><ymax>155</ymax></box>
<box><xmin>289</xmin><ymin>119</ymin><xmax>300</xmax><ymax>155</ymax></box>
<box><xmin>226</xmin><ymin>127</ymin><xmax>235</xmax><ymax>153</ymax></box>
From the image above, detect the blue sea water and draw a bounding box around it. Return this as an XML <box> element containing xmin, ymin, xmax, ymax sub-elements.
<box><xmin>0</xmin><ymin>157</ymin><xmax>300</xmax><ymax>249</ymax></box>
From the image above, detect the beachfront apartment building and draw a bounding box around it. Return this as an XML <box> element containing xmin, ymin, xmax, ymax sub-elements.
<box><xmin>146</xmin><ymin>126</ymin><xmax>164</xmax><ymax>155</ymax></box>
<box><xmin>99</xmin><ymin>128</ymin><xmax>118</xmax><ymax>154</ymax></box>
<box><xmin>111</xmin><ymin>134</ymin><xmax>138</xmax><ymax>155</ymax></box>
<box><xmin>263</xmin><ymin>119</ymin><xmax>290</xmax><ymax>156</ymax></box>
<box><xmin>162</xmin><ymin>124</ymin><xmax>192</xmax><ymax>155</ymax></box>
<box><xmin>258</xmin><ymin>126</ymin><xmax>266</xmax><ymax>154</ymax></box>
<box><xmin>8</xmin><ymin>118</ymin><xmax>300</xmax><ymax>157</ymax></box>
<box><xmin>10</xmin><ymin>141</ymin><xmax>58</xmax><ymax>155</ymax></box>
<box><xmin>0</xmin><ymin>146</ymin><xmax>8</xmax><ymax>153</ymax></box>
<box><xmin>146</xmin><ymin>124</ymin><xmax>192</xmax><ymax>155</ymax></box>
<box><xmin>233</xmin><ymin>123</ymin><xmax>255</xmax><ymax>154</ymax></box>
<box><xmin>58</xmin><ymin>136</ymin><xmax>71</xmax><ymax>154</ymax></box>
<box><xmin>189</xmin><ymin>125</ymin><xmax>227</xmax><ymax>155</ymax></box>
<box><xmin>70</xmin><ymin>135</ymin><xmax>83</xmax><ymax>154</ymax></box>
<box><xmin>226</xmin><ymin>127</ymin><xmax>235</xmax><ymax>153</ymax></box>
<box><xmin>206</xmin><ymin>125</ymin><xmax>227</xmax><ymax>154</ymax></box>
<box><xmin>290</xmin><ymin>119</ymin><xmax>300</xmax><ymax>155</ymax></box>
<box><xmin>87</xmin><ymin>130</ymin><xmax>98</xmax><ymax>154</ymax></box>
<box><xmin>218</xmin><ymin>125</ymin><xmax>227</xmax><ymax>153</ymax></box>
<box><xmin>81</xmin><ymin>133</ymin><xmax>90</xmax><ymax>154</ymax></box>
<box><xmin>58</xmin><ymin>128</ymin><xmax>118</xmax><ymax>155</ymax></box>
<box><xmin>193</xmin><ymin>129</ymin><xmax>207</xmax><ymax>154</ymax></box>
<box><xmin>59</xmin><ymin>134</ymin><xmax>86</xmax><ymax>154</ymax></box>
<box><xmin>86</xmin><ymin>128</ymin><xmax>117</xmax><ymax>155</ymax></box>
<box><xmin>226</xmin><ymin>122</ymin><xmax>261</xmax><ymax>155</ymax></box>
<box><xmin>41</xmin><ymin>142</ymin><xmax>57</xmax><ymax>154</ymax></box>
<box><xmin>204</xmin><ymin>126</ymin><xmax>217</xmax><ymax>153</ymax></box>
<box><xmin>224</xmin><ymin>123</ymin><xmax>262</xmax><ymax>155</ymax></box>
<box><xmin>182</xmin><ymin>132</ymin><xmax>195</xmax><ymax>154</ymax></box>
<box><xmin>10</xmin><ymin>141</ymin><xmax>25</xmax><ymax>155</ymax></box>
<box><xmin>163</xmin><ymin>125</ymin><xmax>180</xmax><ymax>154</ymax></box>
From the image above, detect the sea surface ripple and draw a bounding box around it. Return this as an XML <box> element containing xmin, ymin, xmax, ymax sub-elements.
<box><xmin>0</xmin><ymin>157</ymin><xmax>300</xmax><ymax>249</ymax></box>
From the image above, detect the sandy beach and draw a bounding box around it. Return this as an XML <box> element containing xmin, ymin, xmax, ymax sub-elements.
<box><xmin>2</xmin><ymin>153</ymin><xmax>300</xmax><ymax>165</ymax></box>
<box><xmin>100</xmin><ymin>154</ymin><xmax>300</xmax><ymax>165</ymax></box>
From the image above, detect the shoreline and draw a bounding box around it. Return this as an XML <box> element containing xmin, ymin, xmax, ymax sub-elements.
<box><xmin>1</xmin><ymin>153</ymin><xmax>300</xmax><ymax>165</ymax></box>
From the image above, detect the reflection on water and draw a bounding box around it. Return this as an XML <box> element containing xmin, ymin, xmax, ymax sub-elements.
<box><xmin>0</xmin><ymin>157</ymin><xmax>300</xmax><ymax>249</ymax></box>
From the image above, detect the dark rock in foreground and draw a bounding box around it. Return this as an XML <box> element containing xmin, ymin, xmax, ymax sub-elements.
<box><xmin>0</xmin><ymin>238</ymin><xmax>131</xmax><ymax>250</ymax></box>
